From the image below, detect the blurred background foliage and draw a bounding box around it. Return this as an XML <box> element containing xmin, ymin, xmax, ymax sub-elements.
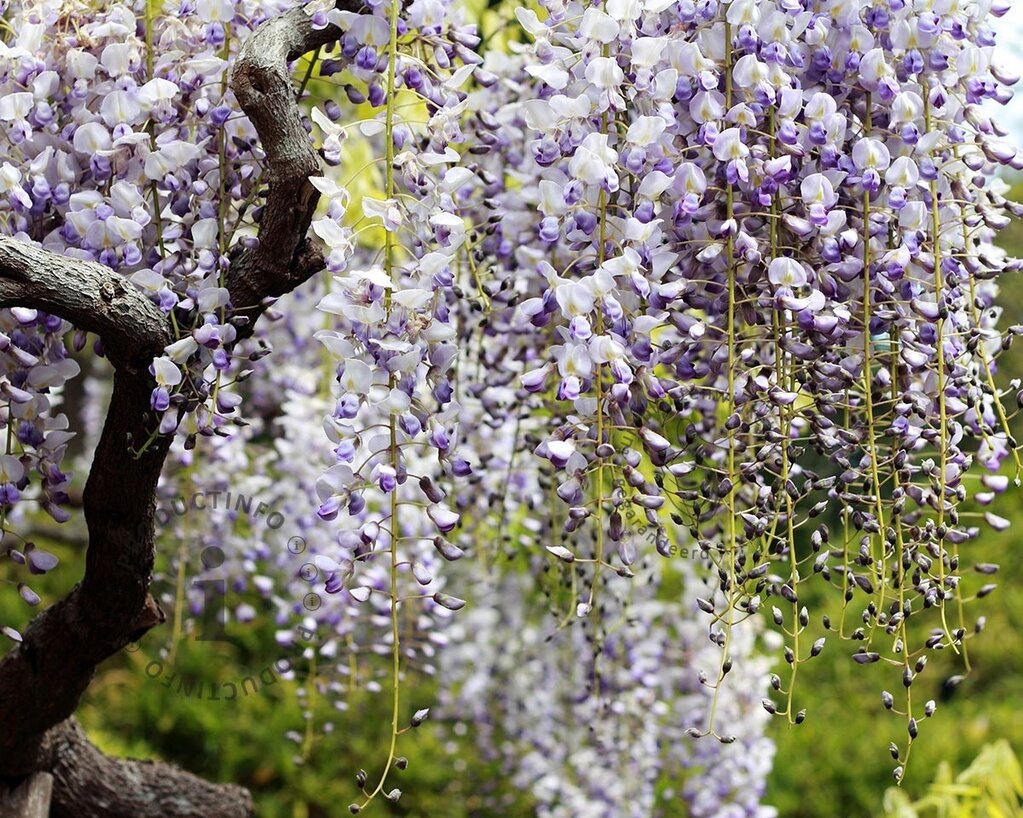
<box><xmin>2</xmin><ymin>2</ymin><xmax>1023</xmax><ymax>810</ymax></box>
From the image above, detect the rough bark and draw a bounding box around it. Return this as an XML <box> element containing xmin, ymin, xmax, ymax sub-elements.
<box><xmin>0</xmin><ymin>241</ymin><xmax>169</xmax><ymax>370</ymax></box>
<box><xmin>0</xmin><ymin>4</ymin><xmax>346</xmax><ymax>815</ymax></box>
<box><xmin>0</xmin><ymin>772</ymin><xmax>52</xmax><ymax>818</ymax></box>
<box><xmin>41</xmin><ymin>719</ymin><xmax>253</xmax><ymax>818</ymax></box>
<box><xmin>0</xmin><ymin>242</ymin><xmax>173</xmax><ymax>773</ymax></box>
<box><xmin>227</xmin><ymin>5</ymin><xmax>343</xmax><ymax>317</ymax></box>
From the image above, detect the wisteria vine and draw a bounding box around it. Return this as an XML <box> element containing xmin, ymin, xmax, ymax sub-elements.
<box><xmin>1</xmin><ymin>0</ymin><xmax>1021</xmax><ymax>811</ymax></box>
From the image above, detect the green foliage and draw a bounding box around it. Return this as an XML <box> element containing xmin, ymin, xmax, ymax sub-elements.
<box><xmin>82</xmin><ymin>633</ymin><xmax>533</xmax><ymax>818</ymax></box>
<box><xmin>880</xmin><ymin>741</ymin><xmax>1023</xmax><ymax>818</ymax></box>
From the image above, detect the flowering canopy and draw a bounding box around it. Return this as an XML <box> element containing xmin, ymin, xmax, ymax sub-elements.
<box><xmin>0</xmin><ymin>0</ymin><xmax>1021</xmax><ymax>812</ymax></box>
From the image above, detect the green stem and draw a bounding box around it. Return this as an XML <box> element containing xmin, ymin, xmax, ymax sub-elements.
<box><xmin>359</xmin><ymin>0</ymin><xmax>403</xmax><ymax>807</ymax></box>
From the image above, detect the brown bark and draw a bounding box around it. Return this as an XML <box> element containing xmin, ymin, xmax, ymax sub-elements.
<box><xmin>0</xmin><ymin>772</ymin><xmax>52</xmax><ymax>818</ymax></box>
<box><xmin>0</xmin><ymin>3</ymin><xmax>351</xmax><ymax>814</ymax></box>
<box><xmin>227</xmin><ymin>5</ymin><xmax>345</xmax><ymax>318</ymax></box>
<box><xmin>0</xmin><ymin>243</ymin><xmax>174</xmax><ymax>773</ymax></box>
<box><xmin>41</xmin><ymin>719</ymin><xmax>252</xmax><ymax>818</ymax></box>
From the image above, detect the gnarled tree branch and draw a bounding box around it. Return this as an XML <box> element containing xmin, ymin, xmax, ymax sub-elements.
<box><xmin>42</xmin><ymin>718</ymin><xmax>253</xmax><ymax>818</ymax></box>
<box><xmin>227</xmin><ymin>5</ymin><xmax>347</xmax><ymax>320</ymax></box>
<box><xmin>0</xmin><ymin>3</ymin><xmax>347</xmax><ymax>815</ymax></box>
<box><xmin>0</xmin><ymin>240</ymin><xmax>169</xmax><ymax>370</ymax></box>
<box><xmin>0</xmin><ymin>238</ymin><xmax>173</xmax><ymax>773</ymax></box>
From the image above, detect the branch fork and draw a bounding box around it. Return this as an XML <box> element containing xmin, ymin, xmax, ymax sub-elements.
<box><xmin>0</xmin><ymin>6</ymin><xmax>348</xmax><ymax>815</ymax></box>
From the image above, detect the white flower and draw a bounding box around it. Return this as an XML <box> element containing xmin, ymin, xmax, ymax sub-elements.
<box><xmin>0</xmin><ymin>455</ymin><xmax>24</xmax><ymax>484</ymax></box>
<box><xmin>852</xmin><ymin>138</ymin><xmax>891</xmax><ymax>170</ymax></box>
<box><xmin>800</xmin><ymin>173</ymin><xmax>836</xmax><ymax>207</ymax></box>
<box><xmin>957</xmin><ymin>44</ymin><xmax>989</xmax><ymax>78</ymax></box>
<box><xmin>165</xmin><ymin>337</ymin><xmax>199</xmax><ymax>362</ymax></box>
<box><xmin>557</xmin><ymin>343</ymin><xmax>593</xmax><ymax>378</ymax></box>
<box><xmin>538</xmin><ymin>180</ymin><xmax>567</xmax><ymax>216</ymax></box>
<box><xmin>152</xmin><ymin>357</ymin><xmax>182</xmax><ymax>387</ymax></box>
<box><xmin>768</xmin><ymin>258</ymin><xmax>809</xmax><ymax>288</ymax></box>
<box><xmin>340</xmin><ymin>358</ymin><xmax>373</xmax><ymax>395</ymax></box>
<box><xmin>638</xmin><ymin>171</ymin><xmax>672</xmax><ymax>198</ymax></box>
<box><xmin>382</xmin><ymin>387</ymin><xmax>411</xmax><ymax>413</ymax></box>
<box><xmin>351</xmin><ymin>267</ymin><xmax>394</xmax><ymax>289</ymax></box>
<box><xmin>568</xmin><ymin>133</ymin><xmax>619</xmax><ymax>190</ymax></box>
<box><xmin>196</xmin><ymin>0</ymin><xmax>234</xmax><ymax>21</ymax></box>
<box><xmin>101</xmin><ymin>90</ymin><xmax>141</xmax><ymax>127</ymax></box>
<box><xmin>440</xmin><ymin>167</ymin><xmax>474</xmax><ymax>194</ymax></box>
<box><xmin>585</xmin><ymin>56</ymin><xmax>624</xmax><ymax>90</ymax></box>
<box><xmin>859</xmin><ymin>49</ymin><xmax>894</xmax><ymax>90</ymax></box>
<box><xmin>526</xmin><ymin>61</ymin><xmax>569</xmax><ymax>90</ymax></box>
<box><xmin>144</xmin><ymin>140</ymin><xmax>204</xmax><ymax>179</ymax></box>
<box><xmin>310</xmin><ymin>106</ymin><xmax>347</xmax><ymax>163</ymax></box>
<box><xmin>631</xmin><ymin>36</ymin><xmax>667</xmax><ymax>69</ymax></box>
<box><xmin>556</xmin><ymin>283</ymin><xmax>596</xmax><ymax>318</ymax></box>
<box><xmin>889</xmin><ymin>91</ymin><xmax>924</xmax><ymax>125</ymax></box>
<box><xmin>599</xmin><ymin>248</ymin><xmax>642</xmax><ymax>280</ymax></box>
<box><xmin>589</xmin><ymin>335</ymin><xmax>625</xmax><ymax>363</ymax></box>
<box><xmin>885</xmin><ymin>156</ymin><xmax>919</xmax><ymax>187</ymax></box>
<box><xmin>626</xmin><ymin>115</ymin><xmax>666</xmax><ymax>145</ymax></box>
<box><xmin>312</xmin><ymin>216</ymin><xmax>354</xmax><ymax>267</ymax></box>
<box><xmin>0</xmin><ymin>92</ymin><xmax>33</xmax><ymax>121</ymax></box>
<box><xmin>733</xmin><ymin>54</ymin><xmax>769</xmax><ymax>89</ymax></box>
<box><xmin>363</xmin><ymin>198</ymin><xmax>403</xmax><ymax>232</ymax></box>
<box><xmin>328</xmin><ymin>10</ymin><xmax>391</xmax><ymax>43</ymax></box>
<box><xmin>197</xmin><ymin>287</ymin><xmax>229</xmax><ymax>312</ymax></box>
<box><xmin>899</xmin><ymin>201</ymin><xmax>928</xmax><ymax>231</ymax></box>
<box><xmin>804</xmin><ymin>92</ymin><xmax>837</xmax><ymax>122</ymax></box>
<box><xmin>513</xmin><ymin>7</ymin><xmax>546</xmax><ymax>36</ymax></box>
<box><xmin>66</xmin><ymin>49</ymin><xmax>98</xmax><ymax>80</ymax></box>
<box><xmin>580</xmin><ymin>8</ymin><xmax>619</xmax><ymax>42</ymax></box>
<box><xmin>0</xmin><ymin>163</ymin><xmax>30</xmax><ymax>208</ymax></box>
<box><xmin>72</xmin><ymin>122</ymin><xmax>112</xmax><ymax>154</ymax></box>
<box><xmin>678</xmin><ymin>162</ymin><xmax>707</xmax><ymax>194</ymax></box>
<box><xmin>690</xmin><ymin>91</ymin><xmax>724</xmax><ymax>124</ymax></box>
<box><xmin>726</xmin><ymin>0</ymin><xmax>761</xmax><ymax>25</ymax></box>
<box><xmin>86</xmin><ymin>217</ymin><xmax>142</xmax><ymax>249</ymax></box>
<box><xmin>100</xmin><ymin>43</ymin><xmax>134</xmax><ymax>75</ymax></box>
<box><xmin>192</xmin><ymin>218</ymin><xmax>219</xmax><ymax>249</ymax></box>
<box><xmin>392</xmin><ymin>288</ymin><xmax>433</xmax><ymax>310</ymax></box>
<box><xmin>314</xmin><ymin>331</ymin><xmax>355</xmax><ymax>360</ymax></box>
<box><xmin>136</xmin><ymin>78</ymin><xmax>178</xmax><ymax>114</ymax></box>
<box><xmin>712</xmin><ymin>128</ymin><xmax>749</xmax><ymax>161</ymax></box>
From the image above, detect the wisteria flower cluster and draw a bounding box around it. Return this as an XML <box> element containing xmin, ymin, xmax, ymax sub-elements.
<box><xmin>128</xmin><ymin>278</ymin><xmax>456</xmax><ymax>763</ymax></box>
<box><xmin>2</xmin><ymin>0</ymin><xmax>1022</xmax><ymax>810</ymax></box>
<box><xmin>0</xmin><ymin>0</ymin><xmax>303</xmax><ymax>635</ymax></box>
<box><xmin>0</xmin><ymin>307</ymin><xmax>76</xmax><ymax>625</ymax></box>
<box><xmin>445</xmin><ymin>0</ymin><xmax>1023</xmax><ymax>782</ymax></box>
<box><xmin>0</xmin><ymin>0</ymin><xmax>299</xmax><ymax>448</ymax></box>
<box><xmin>440</xmin><ymin>555</ymin><xmax>777</xmax><ymax>818</ymax></box>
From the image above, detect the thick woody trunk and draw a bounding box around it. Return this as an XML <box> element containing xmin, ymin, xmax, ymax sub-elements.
<box><xmin>0</xmin><ymin>772</ymin><xmax>52</xmax><ymax>818</ymax></box>
<box><xmin>0</xmin><ymin>4</ymin><xmax>354</xmax><ymax>815</ymax></box>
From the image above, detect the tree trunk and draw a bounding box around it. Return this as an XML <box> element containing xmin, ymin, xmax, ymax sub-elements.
<box><xmin>0</xmin><ymin>773</ymin><xmax>53</xmax><ymax>818</ymax></box>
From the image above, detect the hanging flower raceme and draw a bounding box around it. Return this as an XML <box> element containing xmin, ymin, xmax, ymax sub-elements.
<box><xmin>439</xmin><ymin>558</ymin><xmax>777</xmax><ymax>818</ymax></box>
<box><xmin>304</xmin><ymin>0</ymin><xmax>485</xmax><ymax>808</ymax></box>
<box><xmin>448</xmin><ymin>0</ymin><xmax>1023</xmax><ymax>784</ymax></box>
<box><xmin>0</xmin><ymin>0</ymin><xmax>302</xmax><ymax>449</ymax></box>
<box><xmin>3</xmin><ymin>0</ymin><xmax>1022</xmax><ymax>808</ymax></box>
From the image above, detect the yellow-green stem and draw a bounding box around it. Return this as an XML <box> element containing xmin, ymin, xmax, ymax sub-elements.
<box><xmin>708</xmin><ymin>17</ymin><xmax>737</xmax><ymax>738</ymax></box>
<box><xmin>860</xmin><ymin>93</ymin><xmax>889</xmax><ymax>646</ymax></box>
<box><xmin>359</xmin><ymin>0</ymin><xmax>403</xmax><ymax>806</ymax></box>
<box><xmin>923</xmin><ymin>94</ymin><xmax>960</xmax><ymax>657</ymax></box>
